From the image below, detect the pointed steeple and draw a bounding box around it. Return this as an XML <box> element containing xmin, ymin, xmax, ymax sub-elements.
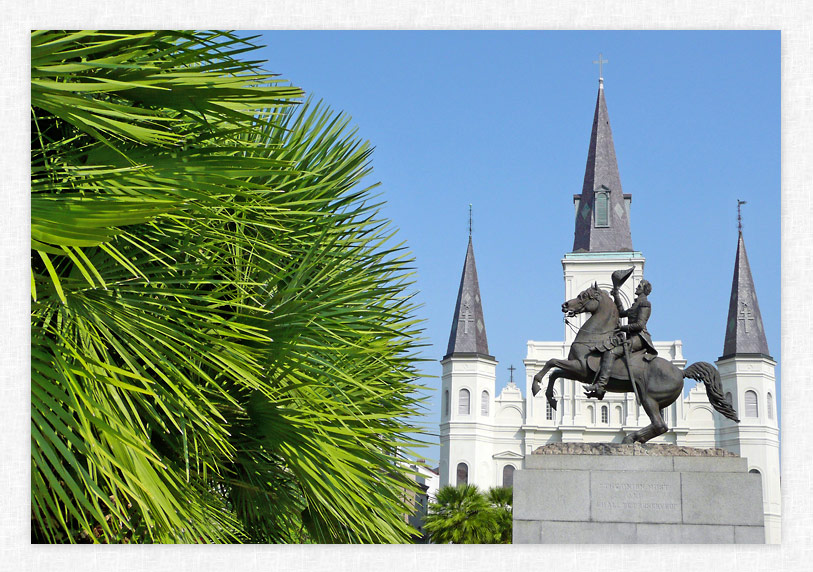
<box><xmin>572</xmin><ymin>80</ymin><xmax>634</xmax><ymax>253</ymax></box>
<box><xmin>721</xmin><ymin>229</ymin><xmax>771</xmax><ymax>359</ymax></box>
<box><xmin>444</xmin><ymin>236</ymin><xmax>491</xmax><ymax>359</ymax></box>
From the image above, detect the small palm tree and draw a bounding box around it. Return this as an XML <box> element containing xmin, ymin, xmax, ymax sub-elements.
<box><xmin>424</xmin><ymin>485</ymin><xmax>500</xmax><ymax>544</ymax></box>
<box><xmin>487</xmin><ymin>487</ymin><xmax>513</xmax><ymax>544</ymax></box>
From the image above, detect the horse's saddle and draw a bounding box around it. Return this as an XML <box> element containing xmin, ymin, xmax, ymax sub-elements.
<box><xmin>586</xmin><ymin>351</ymin><xmax>657</xmax><ymax>382</ymax></box>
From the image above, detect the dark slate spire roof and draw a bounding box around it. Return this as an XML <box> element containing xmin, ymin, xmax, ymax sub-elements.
<box><xmin>444</xmin><ymin>237</ymin><xmax>492</xmax><ymax>360</ymax></box>
<box><xmin>572</xmin><ymin>80</ymin><xmax>634</xmax><ymax>253</ymax></box>
<box><xmin>721</xmin><ymin>231</ymin><xmax>771</xmax><ymax>359</ymax></box>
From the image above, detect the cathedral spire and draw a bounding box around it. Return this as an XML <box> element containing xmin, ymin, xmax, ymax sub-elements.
<box><xmin>572</xmin><ymin>77</ymin><xmax>634</xmax><ymax>253</ymax></box>
<box><xmin>721</xmin><ymin>214</ymin><xmax>771</xmax><ymax>359</ymax></box>
<box><xmin>444</xmin><ymin>234</ymin><xmax>491</xmax><ymax>360</ymax></box>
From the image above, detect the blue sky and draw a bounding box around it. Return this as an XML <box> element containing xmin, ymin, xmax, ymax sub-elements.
<box><xmin>248</xmin><ymin>31</ymin><xmax>781</xmax><ymax>463</ymax></box>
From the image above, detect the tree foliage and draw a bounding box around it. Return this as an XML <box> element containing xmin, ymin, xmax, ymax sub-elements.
<box><xmin>424</xmin><ymin>485</ymin><xmax>512</xmax><ymax>544</ymax></box>
<box><xmin>31</xmin><ymin>30</ymin><xmax>426</xmax><ymax>543</ymax></box>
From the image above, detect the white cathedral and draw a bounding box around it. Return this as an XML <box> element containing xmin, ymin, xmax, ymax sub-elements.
<box><xmin>438</xmin><ymin>77</ymin><xmax>781</xmax><ymax>543</ymax></box>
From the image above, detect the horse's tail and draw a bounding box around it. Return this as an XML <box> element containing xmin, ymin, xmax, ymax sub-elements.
<box><xmin>683</xmin><ymin>361</ymin><xmax>740</xmax><ymax>423</ymax></box>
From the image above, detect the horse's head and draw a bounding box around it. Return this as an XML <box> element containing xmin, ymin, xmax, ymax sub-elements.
<box><xmin>562</xmin><ymin>282</ymin><xmax>605</xmax><ymax>317</ymax></box>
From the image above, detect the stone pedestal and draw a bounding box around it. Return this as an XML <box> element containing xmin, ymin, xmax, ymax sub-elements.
<box><xmin>513</xmin><ymin>443</ymin><xmax>764</xmax><ymax>544</ymax></box>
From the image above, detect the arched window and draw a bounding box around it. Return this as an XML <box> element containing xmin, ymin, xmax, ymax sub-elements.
<box><xmin>767</xmin><ymin>393</ymin><xmax>774</xmax><ymax>419</ymax></box>
<box><xmin>444</xmin><ymin>390</ymin><xmax>449</xmax><ymax>416</ymax></box>
<box><xmin>481</xmin><ymin>390</ymin><xmax>489</xmax><ymax>416</ymax></box>
<box><xmin>502</xmin><ymin>465</ymin><xmax>515</xmax><ymax>488</ymax></box>
<box><xmin>545</xmin><ymin>389</ymin><xmax>558</xmax><ymax>421</ymax></box>
<box><xmin>601</xmin><ymin>405</ymin><xmax>609</xmax><ymax>424</ymax></box>
<box><xmin>616</xmin><ymin>406</ymin><xmax>623</xmax><ymax>425</ymax></box>
<box><xmin>458</xmin><ymin>389</ymin><xmax>470</xmax><ymax>415</ymax></box>
<box><xmin>749</xmin><ymin>468</ymin><xmax>761</xmax><ymax>476</ymax></box>
<box><xmin>745</xmin><ymin>390</ymin><xmax>759</xmax><ymax>418</ymax></box>
<box><xmin>587</xmin><ymin>405</ymin><xmax>595</xmax><ymax>425</ymax></box>
<box><xmin>456</xmin><ymin>462</ymin><xmax>468</xmax><ymax>486</ymax></box>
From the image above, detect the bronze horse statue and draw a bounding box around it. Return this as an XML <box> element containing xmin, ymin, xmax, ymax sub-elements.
<box><xmin>531</xmin><ymin>283</ymin><xmax>739</xmax><ymax>444</ymax></box>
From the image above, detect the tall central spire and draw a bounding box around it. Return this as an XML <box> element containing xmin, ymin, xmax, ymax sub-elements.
<box><xmin>572</xmin><ymin>79</ymin><xmax>634</xmax><ymax>253</ymax></box>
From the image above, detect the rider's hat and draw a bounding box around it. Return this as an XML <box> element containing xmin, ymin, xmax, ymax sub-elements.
<box><xmin>611</xmin><ymin>267</ymin><xmax>635</xmax><ymax>288</ymax></box>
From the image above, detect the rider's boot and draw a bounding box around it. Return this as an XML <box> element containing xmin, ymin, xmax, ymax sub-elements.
<box><xmin>584</xmin><ymin>351</ymin><xmax>614</xmax><ymax>400</ymax></box>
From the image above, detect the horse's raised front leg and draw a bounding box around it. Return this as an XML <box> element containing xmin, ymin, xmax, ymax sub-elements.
<box><xmin>544</xmin><ymin>369</ymin><xmax>569</xmax><ymax>411</ymax></box>
<box><xmin>532</xmin><ymin>358</ymin><xmax>583</xmax><ymax>396</ymax></box>
<box><xmin>622</xmin><ymin>394</ymin><xmax>668</xmax><ymax>444</ymax></box>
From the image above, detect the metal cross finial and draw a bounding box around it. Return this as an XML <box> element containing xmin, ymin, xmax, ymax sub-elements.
<box><xmin>508</xmin><ymin>364</ymin><xmax>516</xmax><ymax>383</ymax></box>
<box><xmin>737</xmin><ymin>199</ymin><xmax>747</xmax><ymax>233</ymax></box>
<box><xmin>593</xmin><ymin>53</ymin><xmax>608</xmax><ymax>80</ymax></box>
<box><xmin>468</xmin><ymin>203</ymin><xmax>473</xmax><ymax>238</ymax></box>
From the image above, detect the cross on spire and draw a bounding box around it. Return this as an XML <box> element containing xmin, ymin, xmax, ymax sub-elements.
<box><xmin>468</xmin><ymin>203</ymin><xmax>473</xmax><ymax>238</ymax></box>
<box><xmin>593</xmin><ymin>52</ymin><xmax>608</xmax><ymax>81</ymax></box>
<box><xmin>508</xmin><ymin>364</ymin><xmax>516</xmax><ymax>383</ymax></box>
<box><xmin>739</xmin><ymin>302</ymin><xmax>754</xmax><ymax>333</ymax></box>
<box><xmin>459</xmin><ymin>301</ymin><xmax>474</xmax><ymax>334</ymax></box>
<box><xmin>737</xmin><ymin>199</ymin><xmax>747</xmax><ymax>233</ymax></box>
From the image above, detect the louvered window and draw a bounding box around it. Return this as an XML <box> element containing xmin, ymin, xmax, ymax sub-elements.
<box><xmin>767</xmin><ymin>393</ymin><xmax>774</xmax><ymax>419</ymax></box>
<box><xmin>595</xmin><ymin>190</ymin><xmax>609</xmax><ymax>227</ymax></box>
<box><xmin>481</xmin><ymin>391</ymin><xmax>489</xmax><ymax>416</ymax></box>
<box><xmin>444</xmin><ymin>390</ymin><xmax>449</xmax><ymax>416</ymax></box>
<box><xmin>458</xmin><ymin>389</ymin><xmax>470</xmax><ymax>415</ymax></box>
<box><xmin>745</xmin><ymin>390</ymin><xmax>759</xmax><ymax>418</ymax></box>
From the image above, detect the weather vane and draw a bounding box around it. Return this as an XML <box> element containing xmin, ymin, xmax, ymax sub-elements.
<box><xmin>468</xmin><ymin>203</ymin><xmax>473</xmax><ymax>238</ymax></box>
<box><xmin>737</xmin><ymin>199</ymin><xmax>747</xmax><ymax>233</ymax></box>
<box><xmin>593</xmin><ymin>52</ymin><xmax>608</xmax><ymax>81</ymax></box>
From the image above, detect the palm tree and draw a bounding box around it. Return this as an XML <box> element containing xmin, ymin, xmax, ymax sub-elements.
<box><xmin>424</xmin><ymin>485</ymin><xmax>500</xmax><ymax>544</ymax></box>
<box><xmin>31</xmin><ymin>30</ymin><xmax>426</xmax><ymax>543</ymax></box>
<box><xmin>487</xmin><ymin>487</ymin><xmax>513</xmax><ymax>544</ymax></box>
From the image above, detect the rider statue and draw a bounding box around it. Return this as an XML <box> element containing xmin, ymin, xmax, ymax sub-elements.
<box><xmin>583</xmin><ymin>277</ymin><xmax>659</xmax><ymax>400</ymax></box>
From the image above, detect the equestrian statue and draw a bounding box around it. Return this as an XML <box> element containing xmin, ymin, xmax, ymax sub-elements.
<box><xmin>531</xmin><ymin>268</ymin><xmax>739</xmax><ymax>444</ymax></box>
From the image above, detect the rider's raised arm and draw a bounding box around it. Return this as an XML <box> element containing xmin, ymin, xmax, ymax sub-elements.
<box><xmin>613</xmin><ymin>289</ymin><xmax>629</xmax><ymax>317</ymax></box>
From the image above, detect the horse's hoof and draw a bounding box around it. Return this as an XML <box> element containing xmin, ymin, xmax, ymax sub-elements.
<box><xmin>531</xmin><ymin>381</ymin><xmax>540</xmax><ymax>396</ymax></box>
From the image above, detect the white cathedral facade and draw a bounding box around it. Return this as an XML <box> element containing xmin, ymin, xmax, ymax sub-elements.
<box><xmin>438</xmin><ymin>78</ymin><xmax>781</xmax><ymax>543</ymax></box>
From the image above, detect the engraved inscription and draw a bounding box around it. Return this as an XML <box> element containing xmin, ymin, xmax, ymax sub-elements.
<box><xmin>591</xmin><ymin>471</ymin><xmax>682</xmax><ymax>523</ymax></box>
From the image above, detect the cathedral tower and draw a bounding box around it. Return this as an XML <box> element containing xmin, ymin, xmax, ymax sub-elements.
<box><xmin>524</xmin><ymin>75</ymin><xmax>687</xmax><ymax>436</ymax></box>
<box><xmin>561</xmin><ymin>77</ymin><xmax>645</xmax><ymax>349</ymax></box>
<box><xmin>715</xmin><ymin>211</ymin><xmax>780</xmax><ymax>543</ymax></box>
<box><xmin>439</xmin><ymin>235</ymin><xmax>498</xmax><ymax>488</ymax></box>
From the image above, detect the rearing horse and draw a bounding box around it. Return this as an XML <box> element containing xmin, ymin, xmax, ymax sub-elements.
<box><xmin>531</xmin><ymin>283</ymin><xmax>739</xmax><ymax>444</ymax></box>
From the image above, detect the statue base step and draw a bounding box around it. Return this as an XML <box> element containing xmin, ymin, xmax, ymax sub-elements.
<box><xmin>513</xmin><ymin>443</ymin><xmax>764</xmax><ymax>544</ymax></box>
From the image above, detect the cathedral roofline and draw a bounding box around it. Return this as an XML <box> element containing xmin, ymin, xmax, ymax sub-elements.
<box><xmin>717</xmin><ymin>352</ymin><xmax>775</xmax><ymax>363</ymax></box>
<box><xmin>571</xmin><ymin>81</ymin><xmax>634</xmax><ymax>253</ymax></box>
<box><xmin>563</xmin><ymin>251</ymin><xmax>644</xmax><ymax>260</ymax></box>
<box><xmin>440</xmin><ymin>352</ymin><xmax>497</xmax><ymax>363</ymax></box>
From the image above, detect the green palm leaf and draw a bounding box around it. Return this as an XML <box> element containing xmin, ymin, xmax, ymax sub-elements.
<box><xmin>32</xmin><ymin>30</ymin><xmax>427</xmax><ymax>544</ymax></box>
